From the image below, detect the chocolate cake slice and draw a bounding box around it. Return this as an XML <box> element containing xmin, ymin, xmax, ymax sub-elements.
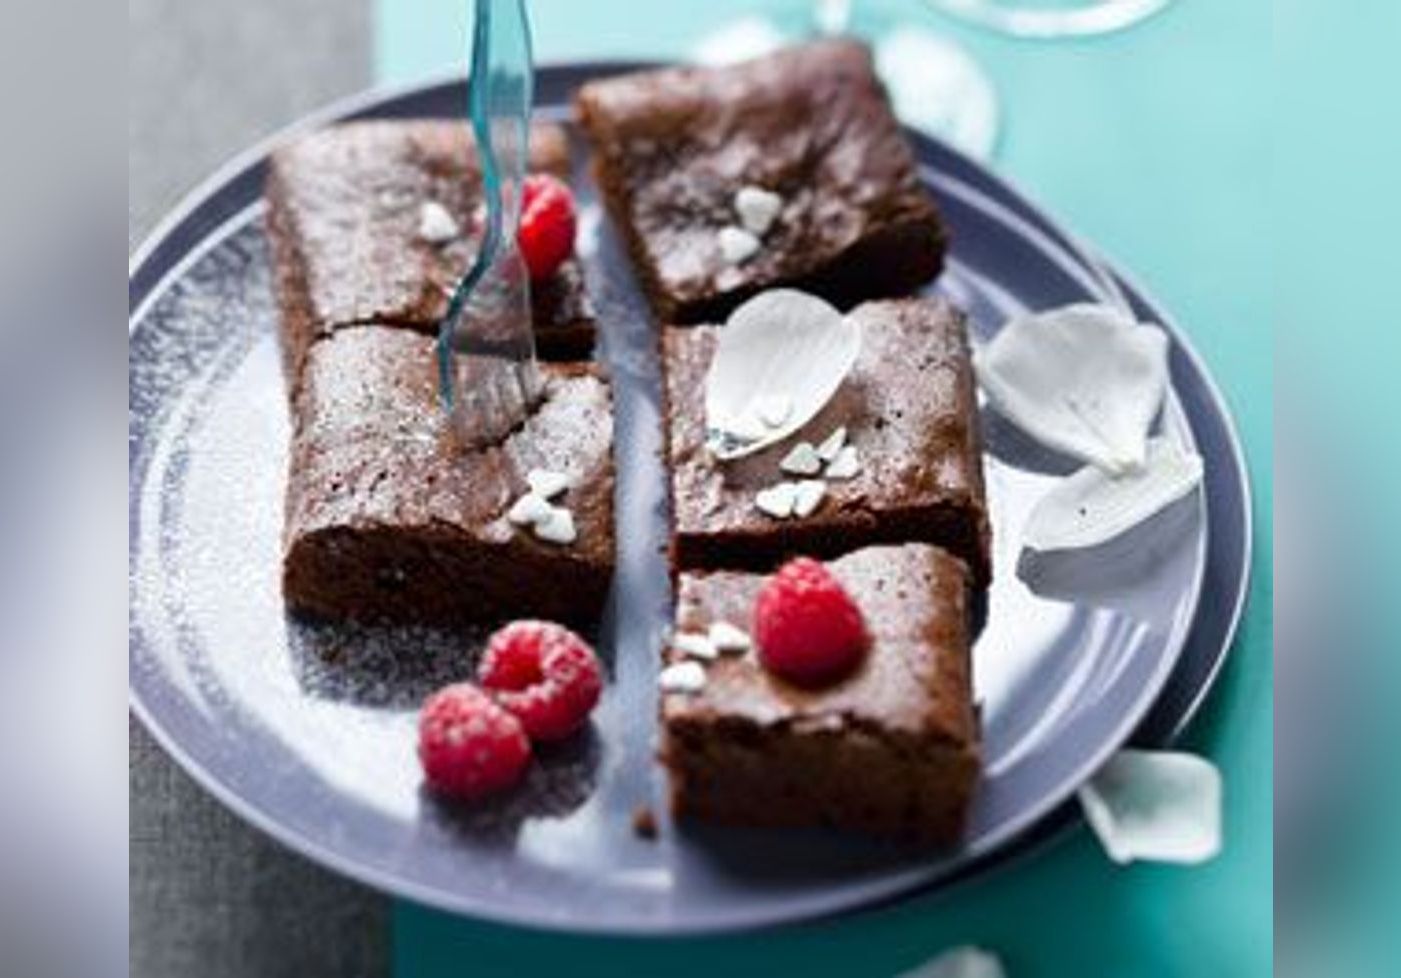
<box><xmin>282</xmin><ymin>325</ymin><xmax>614</xmax><ymax>627</ymax></box>
<box><xmin>575</xmin><ymin>39</ymin><xmax>947</xmax><ymax>323</ymax></box>
<box><xmin>662</xmin><ymin>295</ymin><xmax>990</xmax><ymax>585</ymax></box>
<box><xmin>661</xmin><ymin>544</ymin><xmax>980</xmax><ymax>842</ymax></box>
<box><xmin>265</xmin><ymin>119</ymin><xmax>595</xmax><ymax>380</ymax></box>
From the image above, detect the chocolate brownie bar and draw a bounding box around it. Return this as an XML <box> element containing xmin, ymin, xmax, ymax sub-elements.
<box><xmin>575</xmin><ymin>39</ymin><xmax>947</xmax><ymax>323</ymax></box>
<box><xmin>282</xmin><ymin>325</ymin><xmax>614</xmax><ymax>627</ymax></box>
<box><xmin>265</xmin><ymin>119</ymin><xmax>595</xmax><ymax>379</ymax></box>
<box><xmin>661</xmin><ymin>544</ymin><xmax>979</xmax><ymax>841</ymax></box>
<box><xmin>662</xmin><ymin>296</ymin><xmax>990</xmax><ymax>585</ymax></box>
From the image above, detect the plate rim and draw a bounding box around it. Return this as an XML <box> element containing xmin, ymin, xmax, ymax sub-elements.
<box><xmin>129</xmin><ymin>61</ymin><xmax>1253</xmax><ymax>935</ymax></box>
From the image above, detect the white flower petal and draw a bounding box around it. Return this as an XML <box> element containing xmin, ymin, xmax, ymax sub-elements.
<box><xmin>755</xmin><ymin>393</ymin><xmax>792</xmax><ymax>428</ymax></box>
<box><xmin>896</xmin><ymin>946</ymin><xmax>1006</xmax><ymax>978</ymax></box>
<box><xmin>975</xmin><ymin>303</ymin><xmax>1169</xmax><ymax>474</ymax></box>
<box><xmin>1023</xmin><ymin>438</ymin><xmax>1203</xmax><ymax>552</ymax></box>
<box><xmin>706</xmin><ymin>289</ymin><xmax>862</xmax><ymax>460</ymax></box>
<box><xmin>1078</xmin><ymin>750</ymin><xmax>1222</xmax><ymax>865</ymax></box>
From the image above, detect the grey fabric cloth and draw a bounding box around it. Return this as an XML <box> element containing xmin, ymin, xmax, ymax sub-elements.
<box><xmin>129</xmin><ymin>2</ymin><xmax>389</xmax><ymax>975</ymax></box>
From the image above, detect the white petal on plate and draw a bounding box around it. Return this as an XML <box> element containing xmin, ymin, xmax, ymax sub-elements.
<box><xmin>896</xmin><ymin>946</ymin><xmax>1006</xmax><ymax>978</ymax></box>
<box><xmin>792</xmin><ymin>479</ymin><xmax>826</xmax><ymax>518</ymax></box>
<box><xmin>507</xmin><ymin>492</ymin><xmax>552</xmax><ymax>527</ymax></box>
<box><xmin>526</xmin><ymin>467</ymin><xmax>571</xmax><ymax>500</ymax></box>
<box><xmin>1023</xmin><ymin>438</ymin><xmax>1203</xmax><ymax>552</ymax></box>
<box><xmin>975</xmin><ymin>303</ymin><xmax>1169</xmax><ymax>475</ymax></box>
<box><xmin>815</xmin><ymin>426</ymin><xmax>847</xmax><ymax>461</ymax></box>
<box><xmin>658</xmin><ymin>661</ymin><xmax>707</xmax><ymax>694</ymax></box>
<box><xmin>417</xmin><ymin>200</ymin><xmax>460</xmax><ymax>244</ymax></box>
<box><xmin>671</xmin><ymin>631</ymin><xmax>718</xmax><ymax>660</ymax></box>
<box><xmin>754</xmin><ymin>481</ymin><xmax>798</xmax><ymax>519</ymax></box>
<box><xmin>823</xmin><ymin>444</ymin><xmax>861</xmax><ymax>480</ymax></box>
<box><xmin>707</xmin><ymin>621</ymin><xmax>752</xmax><ymax>653</ymax></box>
<box><xmin>1078</xmin><ymin>750</ymin><xmax>1223</xmax><ymax>865</ymax></box>
<box><xmin>532</xmin><ymin>506</ymin><xmax>577</xmax><ymax>545</ymax></box>
<box><xmin>734</xmin><ymin>185</ymin><xmax>783</xmax><ymax>236</ymax></box>
<box><xmin>779</xmin><ymin>441</ymin><xmax>823</xmax><ymax>476</ymax></box>
<box><xmin>705</xmin><ymin>289</ymin><xmax>862</xmax><ymax>460</ymax></box>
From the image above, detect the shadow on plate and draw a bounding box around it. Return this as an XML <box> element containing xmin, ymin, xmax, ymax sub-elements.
<box><xmin>285</xmin><ymin>618</ymin><xmax>486</xmax><ymax>708</ymax></box>
<box><xmin>672</xmin><ymin>817</ymin><xmax>947</xmax><ymax>886</ymax></box>
<box><xmin>417</xmin><ymin>727</ymin><xmax>602</xmax><ymax>847</ymax></box>
<box><xmin>977</xmin><ymin>404</ymin><xmax>1084</xmax><ymax>477</ymax></box>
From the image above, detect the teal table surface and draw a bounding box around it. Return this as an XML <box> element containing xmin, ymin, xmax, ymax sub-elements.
<box><xmin>377</xmin><ymin>2</ymin><xmax>1273</xmax><ymax>974</ymax></box>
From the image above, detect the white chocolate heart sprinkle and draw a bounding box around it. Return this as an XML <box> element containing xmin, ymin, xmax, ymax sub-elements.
<box><xmin>659</xmin><ymin>661</ymin><xmax>707</xmax><ymax>694</ymax></box>
<box><xmin>754</xmin><ymin>482</ymin><xmax>798</xmax><ymax>519</ymax></box>
<box><xmin>792</xmin><ymin>479</ymin><xmax>826</xmax><ymax>518</ymax></box>
<box><xmin>734</xmin><ymin>185</ymin><xmax>783</xmax><ymax>236</ymax></box>
<box><xmin>779</xmin><ymin>441</ymin><xmax>822</xmax><ymax>476</ymax></box>
<box><xmin>507</xmin><ymin>492</ymin><xmax>552</xmax><ymax>527</ymax></box>
<box><xmin>417</xmin><ymin>200</ymin><xmax>460</xmax><ymax>244</ymax></box>
<box><xmin>532</xmin><ymin>506</ymin><xmax>577</xmax><ymax>545</ymax></box>
<box><xmin>705</xmin><ymin>290</ymin><xmax>862</xmax><ymax>459</ymax></box>
<box><xmin>707</xmin><ymin>621</ymin><xmax>752</xmax><ymax>653</ymax></box>
<box><xmin>815</xmin><ymin>426</ymin><xmax>847</xmax><ymax>462</ymax></box>
<box><xmin>717</xmin><ymin>225</ymin><xmax>761</xmax><ymax>264</ymax></box>
<box><xmin>1078</xmin><ymin>750</ymin><xmax>1222</xmax><ymax>865</ymax></box>
<box><xmin>1023</xmin><ymin>438</ymin><xmax>1203</xmax><ymax>552</ymax></box>
<box><xmin>672</xmin><ymin>631</ymin><xmax>718</xmax><ymax>660</ymax></box>
<box><xmin>824</xmin><ymin>444</ymin><xmax>861</xmax><ymax>480</ymax></box>
<box><xmin>526</xmin><ymin>468</ymin><xmax>571</xmax><ymax>500</ymax></box>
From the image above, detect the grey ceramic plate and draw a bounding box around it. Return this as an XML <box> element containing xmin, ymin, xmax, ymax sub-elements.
<box><xmin>129</xmin><ymin>63</ymin><xmax>1251</xmax><ymax>935</ymax></box>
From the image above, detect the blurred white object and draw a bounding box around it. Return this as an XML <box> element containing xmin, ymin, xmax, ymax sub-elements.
<box><xmin>1079</xmin><ymin>750</ymin><xmax>1223</xmax><ymax>864</ymax></box>
<box><xmin>692</xmin><ymin>16</ymin><xmax>786</xmax><ymax>66</ymax></box>
<box><xmin>926</xmin><ymin>0</ymin><xmax>1173</xmax><ymax>39</ymax></box>
<box><xmin>875</xmin><ymin>28</ymin><xmax>999</xmax><ymax>161</ymax></box>
<box><xmin>898</xmin><ymin>945</ymin><xmax>1007</xmax><ymax>978</ymax></box>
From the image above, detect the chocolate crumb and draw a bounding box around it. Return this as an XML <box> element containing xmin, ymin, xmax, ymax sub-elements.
<box><xmin>631</xmin><ymin>805</ymin><xmax>659</xmax><ymax>840</ymax></box>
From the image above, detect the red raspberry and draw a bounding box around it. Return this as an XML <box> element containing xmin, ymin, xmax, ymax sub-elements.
<box><xmin>418</xmin><ymin>683</ymin><xmax>531</xmax><ymax>800</ymax></box>
<box><xmin>753</xmin><ymin>557</ymin><xmax>869</xmax><ymax>687</ymax></box>
<box><xmin>478</xmin><ymin>620</ymin><xmax>602</xmax><ymax>741</ymax></box>
<box><xmin>517</xmin><ymin>174</ymin><xmax>577</xmax><ymax>282</ymax></box>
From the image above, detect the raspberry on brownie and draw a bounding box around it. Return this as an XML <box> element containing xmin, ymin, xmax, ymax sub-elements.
<box><xmin>660</xmin><ymin>544</ymin><xmax>980</xmax><ymax>842</ymax></box>
<box><xmin>575</xmin><ymin>39</ymin><xmax>947</xmax><ymax>323</ymax></box>
<box><xmin>265</xmin><ymin>119</ymin><xmax>596</xmax><ymax>379</ymax></box>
